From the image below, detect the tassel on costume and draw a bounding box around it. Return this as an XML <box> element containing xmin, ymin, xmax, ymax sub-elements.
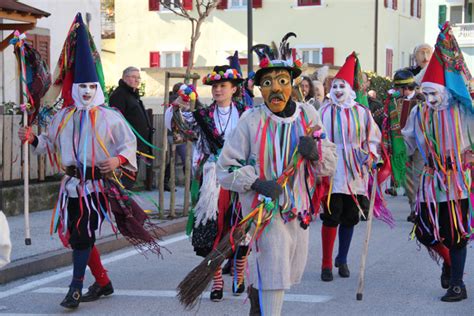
<box><xmin>106</xmin><ymin>181</ymin><xmax>167</xmax><ymax>257</ymax></box>
<box><xmin>193</xmin><ymin>161</ymin><xmax>220</xmax><ymax>228</ymax></box>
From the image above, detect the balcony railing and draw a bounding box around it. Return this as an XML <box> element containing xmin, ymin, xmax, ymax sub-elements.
<box><xmin>452</xmin><ymin>23</ymin><xmax>474</xmax><ymax>46</ymax></box>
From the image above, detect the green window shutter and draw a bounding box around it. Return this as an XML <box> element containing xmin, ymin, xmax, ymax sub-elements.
<box><xmin>438</xmin><ymin>5</ymin><xmax>447</xmax><ymax>25</ymax></box>
<box><xmin>468</xmin><ymin>3</ymin><xmax>473</xmax><ymax>23</ymax></box>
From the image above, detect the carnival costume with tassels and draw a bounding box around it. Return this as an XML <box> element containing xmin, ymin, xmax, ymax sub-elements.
<box><xmin>217</xmin><ymin>101</ymin><xmax>336</xmax><ymax>290</ymax></box>
<box><xmin>25</xmin><ymin>13</ymin><xmax>163</xmax><ymax>309</ymax></box>
<box><xmin>166</xmin><ymin>68</ymin><xmax>250</xmax><ymax>299</ymax></box>
<box><xmin>402</xmin><ymin>22</ymin><xmax>474</xmax><ymax>302</ymax></box>
<box><xmin>176</xmin><ymin>33</ymin><xmax>336</xmax><ymax>315</ymax></box>
<box><xmin>318</xmin><ymin>52</ymin><xmax>392</xmax><ymax>283</ymax></box>
<box><xmin>217</xmin><ymin>33</ymin><xmax>337</xmax><ymax>295</ymax></box>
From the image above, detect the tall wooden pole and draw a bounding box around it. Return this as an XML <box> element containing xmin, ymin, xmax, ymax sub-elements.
<box><xmin>356</xmin><ymin>170</ymin><xmax>378</xmax><ymax>300</ymax></box>
<box><xmin>159</xmin><ymin>72</ymin><xmax>171</xmax><ymax>219</ymax></box>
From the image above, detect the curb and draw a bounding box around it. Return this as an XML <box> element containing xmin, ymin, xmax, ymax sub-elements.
<box><xmin>0</xmin><ymin>217</ymin><xmax>187</xmax><ymax>285</ymax></box>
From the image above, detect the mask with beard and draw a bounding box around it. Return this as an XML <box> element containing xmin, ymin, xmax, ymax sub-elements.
<box><xmin>260</xmin><ymin>69</ymin><xmax>292</xmax><ymax>113</ymax></box>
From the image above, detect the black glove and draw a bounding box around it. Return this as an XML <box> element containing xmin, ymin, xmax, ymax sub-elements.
<box><xmin>251</xmin><ymin>179</ymin><xmax>283</xmax><ymax>201</ymax></box>
<box><xmin>298</xmin><ymin>136</ymin><xmax>319</xmax><ymax>161</ymax></box>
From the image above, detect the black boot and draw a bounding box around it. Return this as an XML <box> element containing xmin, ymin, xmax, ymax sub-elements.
<box><xmin>248</xmin><ymin>286</ymin><xmax>261</xmax><ymax>316</ymax></box>
<box><xmin>81</xmin><ymin>282</ymin><xmax>114</xmax><ymax>302</ymax></box>
<box><xmin>441</xmin><ymin>263</ymin><xmax>451</xmax><ymax>289</ymax></box>
<box><xmin>335</xmin><ymin>262</ymin><xmax>350</xmax><ymax>278</ymax></box>
<box><xmin>60</xmin><ymin>287</ymin><xmax>82</xmax><ymax>309</ymax></box>
<box><xmin>210</xmin><ymin>288</ymin><xmax>223</xmax><ymax>302</ymax></box>
<box><xmin>441</xmin><ymin>285</ymin><xmax>468</xmax><ymax>302</ymax></box>
<box><xmin>232</xmin><ymin>281</ymin><xmax>245</xmax><ymax>296</ymax></box>
<box><xmin>321</xmin><ymin>268</ymin><xmax>333</xmax><ymax>282</ymax></box>
<box><xmin>406</xmin><ymin>211</ymin><xmax>416</xmax><ymax>223</ymax></box>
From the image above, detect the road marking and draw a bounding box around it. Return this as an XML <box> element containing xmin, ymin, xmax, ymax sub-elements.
<box><xmin>33</xmin><ymin>287</ymin><xmax>332</xmax><ymax>303</ymax></box>
<box><xmin>0</xmin><ymin>234</ymin><xmax>188</xmax><ymax>300</ymax></box>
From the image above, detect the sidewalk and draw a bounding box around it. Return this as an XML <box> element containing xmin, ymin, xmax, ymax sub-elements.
<box><xmin>0</xmin><ymin>187</ymin><xmax>189</xmax><ymax>284</ymax></box>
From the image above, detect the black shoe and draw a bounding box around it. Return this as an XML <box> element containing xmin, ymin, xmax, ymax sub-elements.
<box><xmin>441</xmin><ymin>285</ymin><xmax>468</xmax><ymax>302</ymax></box>
<box><xmin>335</xmin><ymin>262</ymin><xmax>350</xmax><ymax>278</ymax></box>
<box><xmin>248</xmin><ymin>286</ymin><xmax>261</xmax><ymax>316</ymax></box>
<box><xmin>222</xmin><ymin>259</ymin><xmax>232</xmax><ymax>275</ymax></box>
<box><xmin>321</xmin><ymin>268</ymin><xmax>333</xmax><ymax>282</ymax></box>
<box><xmin>406</xmin><ymin>212</ymin><xmax>416</xmax><ymax>223</ymax></box>
<box><xmin>210</xmin><ymin>288</ymin><xmax>223</xmax><ymax>302</ymax></box>
<box><xmin>60</xmin><ymin>287</ymin><xmax>82</xmax><ymax>309</ymax></box>
<box><xmin>441</xmin><ymin>263</ymin><xmax>451</xmax><ymax>289</ymax></box>
<box><xmin>232</xmin><ymin>282</ymin><xmax>245</xmax><ymax>296</ymax></box>
<box><xmin>81</xmin><ymin>282</ymin><xmax>114</xmax><ymax>302</ymax></box>
<box><xmin>385</xmin><ymin>188</ymin><xmax>397</xmax><ymax>196</ymax></box>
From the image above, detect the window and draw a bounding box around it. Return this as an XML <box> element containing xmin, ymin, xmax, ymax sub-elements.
<box><xmin>230</xmin><ymin>0</ymin><xmax>247</xmax><ymax>8</ymax></box>
<box><xmin>410</xmin><ymin>0</ymin><xmax>421</xmax><ymax>18</ymax></box>
<box><xmin>300</xmin><ymin>49</ymin><xmax>321</xmax><ymax>64</ymax></box>
<box><xmin>450</xmin><ymin>5</ymin><xmax>463</xmax><ymax>24</ymax></box>
<box><xmin>385</xmin><ymin>0</ymin><xmax>397</xmax><ymax>10</ymax></box>
<box><xmin>162</xmin><ymin>0</ymin><xmax>180</xmax><ymax>11</ymax></box>
<box><xmin>161</xmin><ymin>52</ymin><xmax>181</xmax><ymax>68</ymax></box>
<box><xmin>297</xmin><ymin>0</ymin><xmax>321</xmax><ymax>7</ymax></box>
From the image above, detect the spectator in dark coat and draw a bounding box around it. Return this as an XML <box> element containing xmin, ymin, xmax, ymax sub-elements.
<box><xmin>109</xmin><ymin>67</ymin><xmax>154</xmax><ymax>188</ymax></box>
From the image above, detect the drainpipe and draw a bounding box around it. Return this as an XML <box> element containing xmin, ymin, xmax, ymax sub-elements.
<box><xmin>247</xmin><ymin>0</ymin><xmax>253</xmax><ymax>74</ymax></box>
<box><xmin>374</xmin><ymin>0</ymin><xmax>379</xmax><ymax>73</ymax></box>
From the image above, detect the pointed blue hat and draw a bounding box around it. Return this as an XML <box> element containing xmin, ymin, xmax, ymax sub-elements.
<box><xmin>73</xmin><ymin>13</ymin><xmax>98</xmax><ymax>83</ymax></box>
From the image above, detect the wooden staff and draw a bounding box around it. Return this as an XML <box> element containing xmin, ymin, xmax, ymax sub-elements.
<box><xmin>22</xmin><ymin>109</ymin><xmax>31</xmax><ymax>245</ymax></box>
<box><xmin>14</xmin><ymin>32</ymin><xmax>31</xmax><ymax>245</ymax></box>
<box><xmin>356</xmin><ymin>168</ymin><xmax>378</xmax><ymax>300</ymax></box>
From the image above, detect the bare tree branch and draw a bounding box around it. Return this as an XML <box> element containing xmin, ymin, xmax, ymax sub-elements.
<box><xmin>156</xmin><ymin>0</ymin><xmax>220</xmax><ymax>79</ymax></box>
<box><xmin>158</xmin><ymin>1</ymin><xmax>191</xmax><ymax>19</ymax></box>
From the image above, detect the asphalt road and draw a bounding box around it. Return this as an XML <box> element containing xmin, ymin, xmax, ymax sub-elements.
<box><xmin>0</xmin><ymin>195</ymin><xmax>472</xmax><ymax>315</ymax></box>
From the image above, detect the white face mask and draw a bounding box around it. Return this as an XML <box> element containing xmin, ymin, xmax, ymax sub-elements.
<box><xmin>422</xmin><ymin>86</ymin><xmax>443</xmax><ymax>109</ymax></box>
<box><xmin>78</xmin><ymin>82</ymin><xmax>98</xmax><ymax>106</ymax></box>
<box><xmin>331</xmin><ymin>79</ymin><xmax>349</xmax><ymax>103</ymax></box>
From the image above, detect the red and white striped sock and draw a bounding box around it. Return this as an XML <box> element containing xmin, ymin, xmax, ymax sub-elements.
<box><xmin>236</xmin><ymin>257</ymin><xmax>246</xmax><ymax>285</ymax></box>
<box><xmin>212</xmin><ymin>268</ymin><xmax>223</xmax><ymax>291</ymax></box>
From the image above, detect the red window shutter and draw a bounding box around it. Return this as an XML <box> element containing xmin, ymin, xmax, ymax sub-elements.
<box><xmin>384</xmin><ymin>0</ymin><xmax>388</xmax><ymax>8</ymax></box>
<box><xmin>183</xmin><ymin>0</ymin><xmax>193</xmax><ymax>10</ymax></box>
<box><xmin>252</xmin><ymin>0</ymin><xmax>262</xmax><ymax>9</ymax></box>
<box><xmin>297</xmin><ymin>0</ymin><xmax>320</xmax><ymax>6</ymax></box>
<box><xmin>417</xmin><ymin>0</ymin><xmax>421</xmax><ymax>18</ymax></box>
<box><xmin>393</xmin><ymin>0</ymin><xmax>398</xmax><ymax>10</ymax></box>
<box><xmin>322</xmin><ymin>47</ymin><xmax>334</xmax><ymax>65</ymax></box>
<box><xmin>183</xmin><ymin>51</ymin><xmax>190</xmax><ymax>67</ymax></box>
<box><xmin>150</xmin><ymin>51</ymin><xmax>160</xmax><ymax>68</ymax></box>
<box><xmin>149</xmin><ymin>0</ymin><xmax>160</xmax><ymax>11</ymax></box>
<box><xmin>386</xmin><ymin>49</ymin><xmax>393</xmax><ymax>77</ymax></box>
<box><xmin>292</xmin><ymin>48</ymin><xmax>297</xmax><ymax>60</ymax></box>
<box><xmin>238</xmin><ymin>58</ymin><xmax>248</xmax><ymax>65</ymax></box>
<box><xmin>35</xmin><ymin>35</ymin><xmax>51</xmax><ymax>67</ymax></box>
<box><xmin>410</xmin><ymin>0</ymin><xmax>414</xmax><ymax>16</ymax></box>
<box><xmin>217</xmin><ymin>0</ymin><xmax>227</xmax><ymax>10</ymax></box>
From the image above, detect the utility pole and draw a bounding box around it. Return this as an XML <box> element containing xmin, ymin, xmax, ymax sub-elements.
<box><xmin>374</xmin><ymin>0</ymin><xmax>378</xmax><ymax>73</ymax></box>
<box><xmin>247</xmin><ymin>0</ymin><xmax>253</xmax><ymax>74</ymax></box>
